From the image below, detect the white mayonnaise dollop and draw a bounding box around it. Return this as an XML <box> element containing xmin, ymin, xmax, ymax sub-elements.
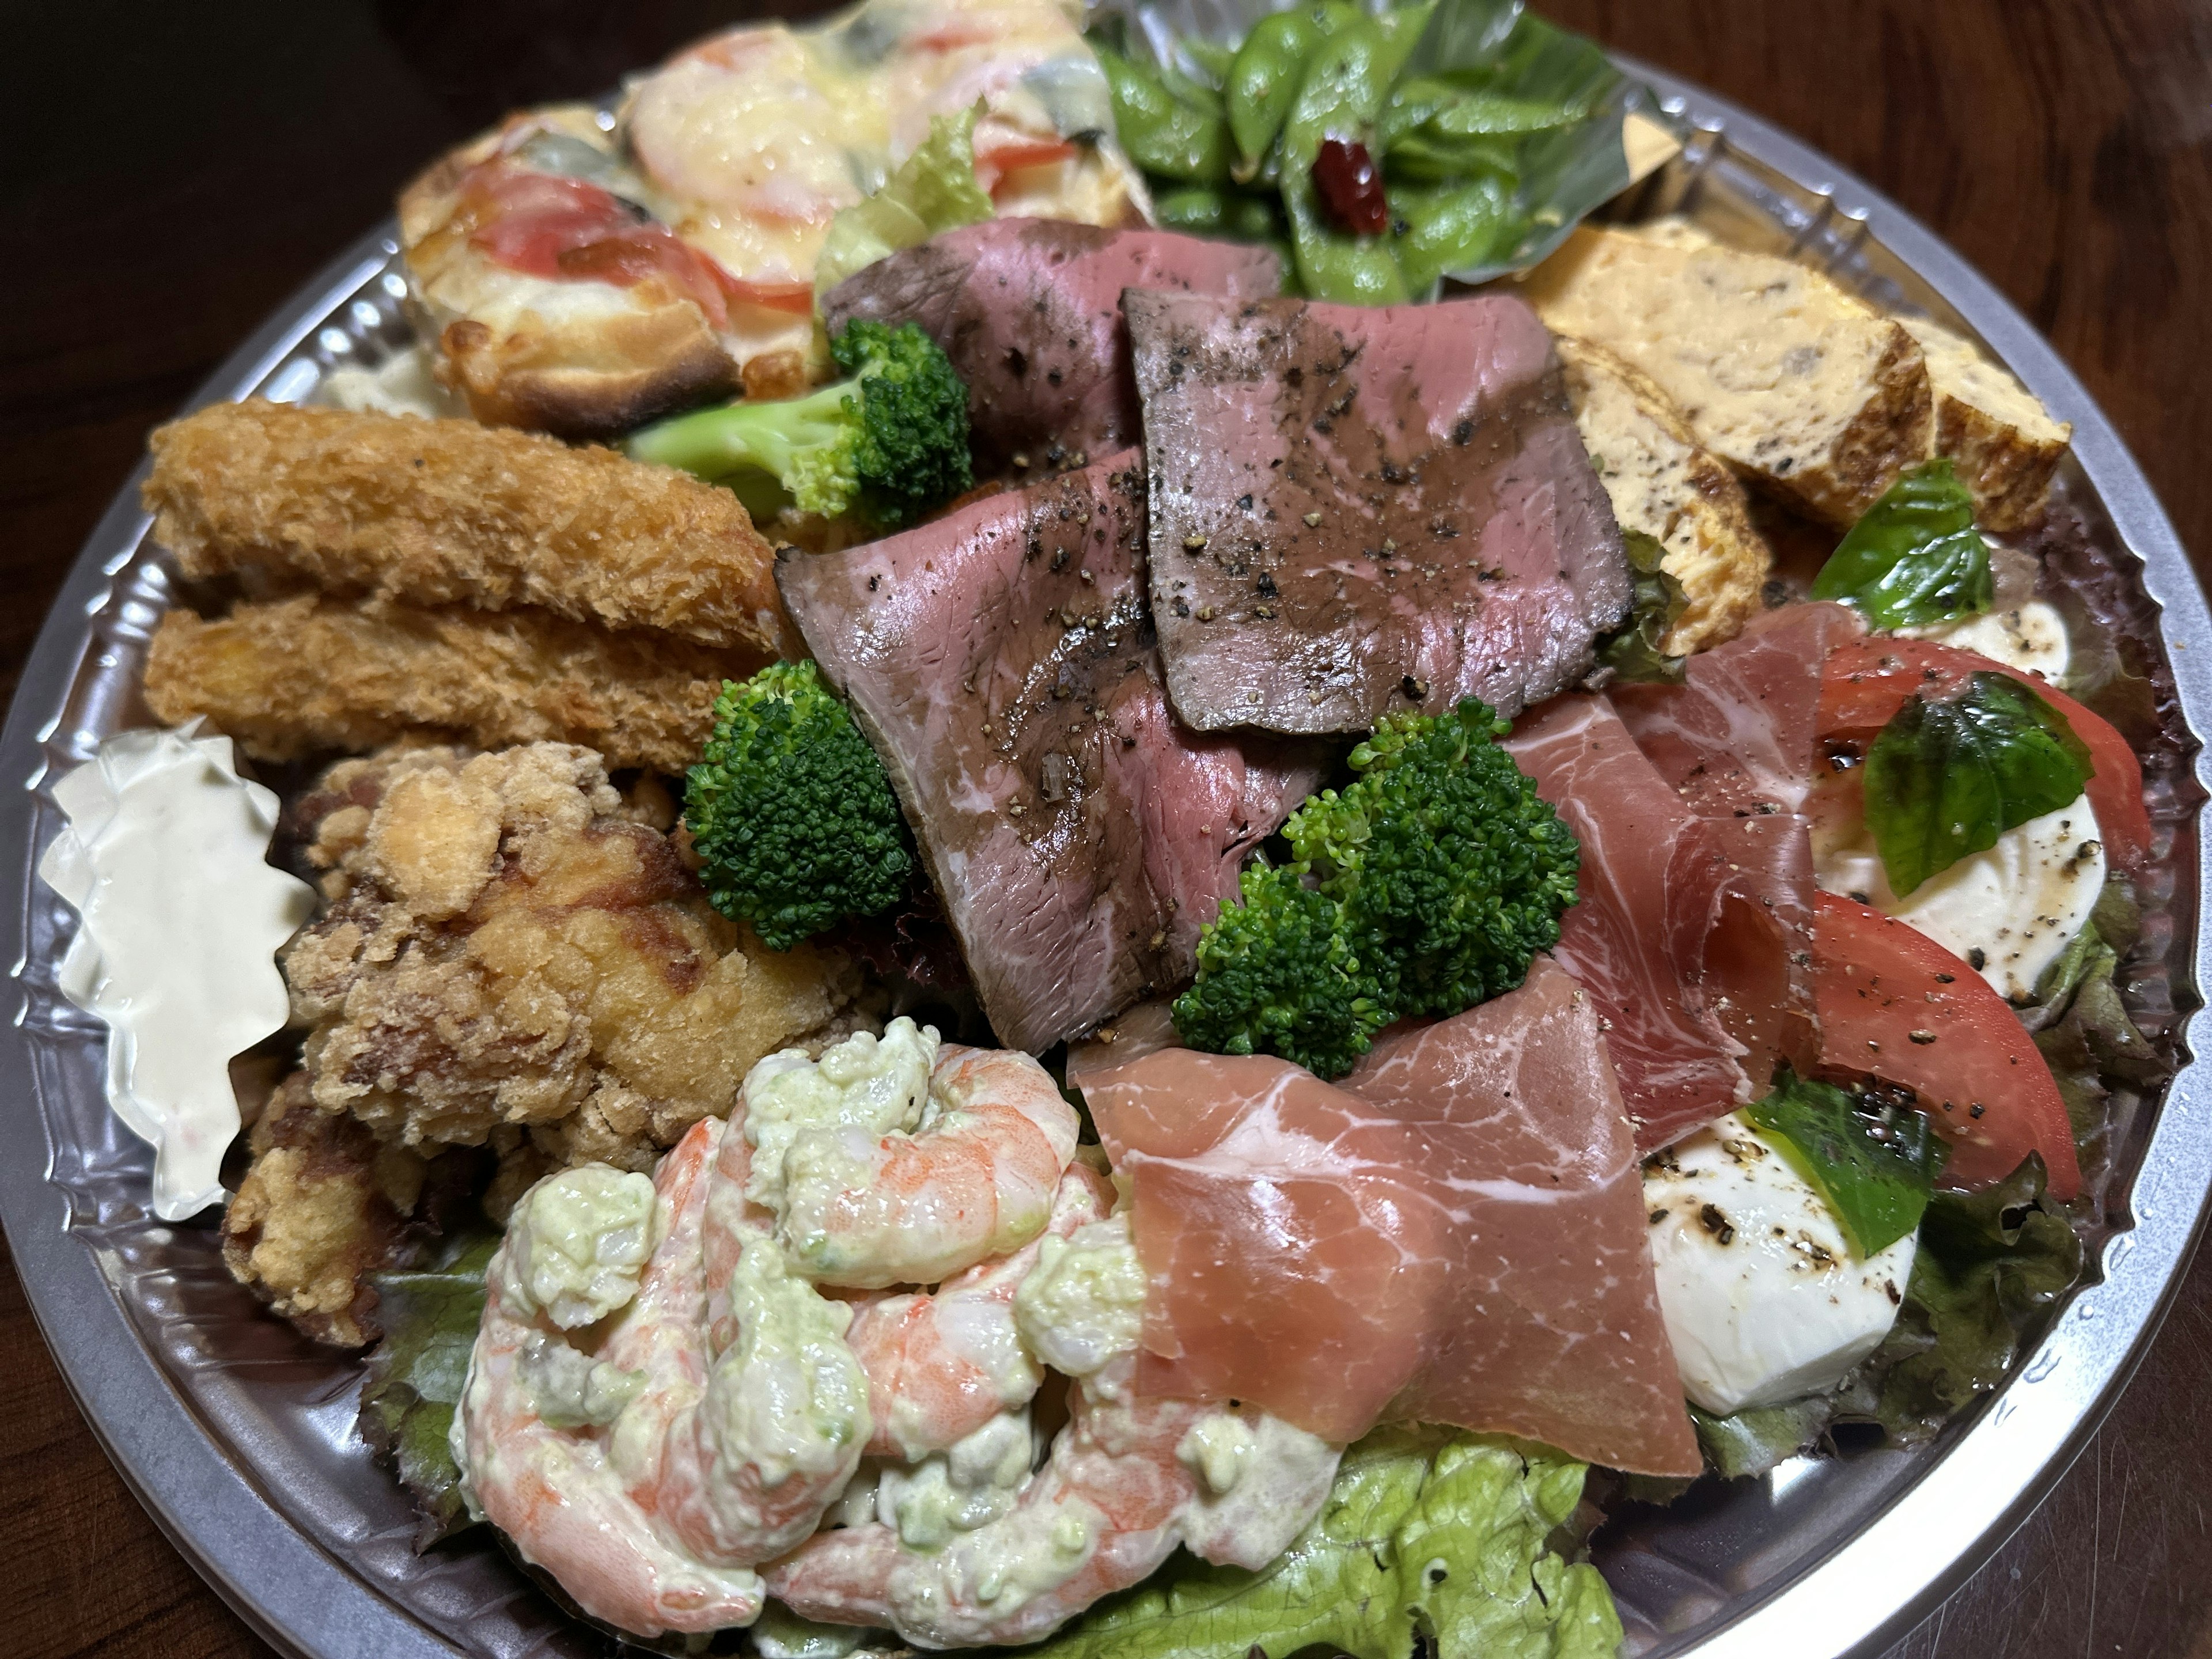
<box><xmin>38</xmin><ymin>724</ymin><xmax>315</xmax><ymax>1219</ymax></box>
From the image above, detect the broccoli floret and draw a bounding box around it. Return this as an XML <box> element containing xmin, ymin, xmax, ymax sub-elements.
<box><xmin>1172</xmin><ymin>700</ymin><xmax>1580</xmax><ymax>1078</ymax></box>
<box><xmin>684</xmin><ymin>660</ymin><xmax>914</xmax><ymax>950</ymax></box>
<box><xmin>626</xmin><ymin>320</ymin><xmax>972</xmax><ymax>529</ymax></box>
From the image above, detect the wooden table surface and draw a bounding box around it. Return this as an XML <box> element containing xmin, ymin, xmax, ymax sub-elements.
<box><xmin>2</xmin><ymin>1</ymin><xmax>2208</xmax><ymax>1654</ymax></box>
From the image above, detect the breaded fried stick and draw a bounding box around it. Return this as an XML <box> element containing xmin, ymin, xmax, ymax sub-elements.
<box><xmin>144</xmin><ymin>400</ymin><xmax>789</xmax><ymax>652</ymax></box>
<box><xmin>144</xmin><ymin>593</ymin><xmax>766</xmax><ymax>772</ymax></box>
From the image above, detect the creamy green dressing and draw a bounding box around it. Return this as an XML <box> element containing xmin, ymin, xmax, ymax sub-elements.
<box><xmin>877</xmin><ymin>1411</ymin><xmax>1037</xmax><ymax>1547</ymax></box>
<box><xmin>1013</xmin><ymin>1215</ymin><xmax>1149</xmax><ymax>1380</ymax></box>
<box><xmin>505</xmin><ymin>1165</ymin><xmax>658</xmax><ymax>1328</ymax></box>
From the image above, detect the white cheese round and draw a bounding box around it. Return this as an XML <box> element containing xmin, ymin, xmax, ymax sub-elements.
<box><xmin>1813</xmin><ymin>795</ymin><xmax>2104</xmax><ymax>1001</ymax></box>
<box><xmin>1645</xmin><ymin>1114</ymin><xmax>1915</xmax><ymax>1417</ymax></box>
<box><xmin>1901</xmin><ymin>597</ymin><xmax>2070</xmax><ymax>681</ymax></box>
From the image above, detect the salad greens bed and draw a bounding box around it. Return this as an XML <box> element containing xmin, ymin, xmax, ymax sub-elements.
<box><xmin>1090</xmin><ymin>0</ymin><xmax>1673</xmax><ymax>302</ymax></box>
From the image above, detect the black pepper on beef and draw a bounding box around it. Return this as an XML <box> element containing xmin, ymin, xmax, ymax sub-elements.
<box><xmin>775</xmin><ymin>452</ymin><xmax>1320</xmax><ymax>1054</ymax></box>
<box><xmin>1125</xmin><ymin>290</ymin><xmax>1632</xmax><ymax>734</ymax></box>
<box><xmin>821</xmin><ymin>221</ymin><xmax>1281</xmax><ymax>475</ymax></box>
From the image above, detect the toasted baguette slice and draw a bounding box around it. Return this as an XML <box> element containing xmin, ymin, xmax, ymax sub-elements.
<box><xmin>1520</xmin><ymin>225</ymin><xmax>1932</xmax><ymax>528</ymax></box>
<box><xmin>1899</xmin><ymin>316</ymin><xmax>2071</xmax><ymax>531</ymax></box>
<box><xmin>144</xmin><ymin>595</ymin><xmax>767</xmax><ymax>772</ymax></box>
<box><xmin>1556</xmin><ymin>336</ymin><xmax>1771</xmax><ymax>655</ymax></box>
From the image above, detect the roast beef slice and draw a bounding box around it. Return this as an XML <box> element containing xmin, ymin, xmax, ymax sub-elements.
<box><xmin>776</xmin><ymin>453</ymin><xmax>1318</xmax><ymax>1054</ymax></box>
<box><xmin>1126</xmin><ymin>290</ymin><xmax>1631</xmax><ymax>734</ymax></box>
<box><xmin>821</xmin><ymin>221</ymin><xmax>1282</xmax><ymax>474</ymax></box>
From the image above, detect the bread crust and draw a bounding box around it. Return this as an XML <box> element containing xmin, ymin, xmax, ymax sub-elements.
<box><xmin>397</xmin><ymin>108</ymin><xmax>743</xmax><ymax>439</ymax></box>
<box><xmin>1556</xmin><ymin>335</ymin><xmax>1771</xmax><ymax>654</ymax></box>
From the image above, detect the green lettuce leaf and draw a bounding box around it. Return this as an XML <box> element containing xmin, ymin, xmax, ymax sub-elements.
<box><xmin>814</xmin><ymin>108</ymin><xmax>994</xmax><ymax>302</ymax></box>
<box><xmin>1809</xmin><ymin>459</ymin><xmax>1994</xmax><ymax>628</ymax></box>
<box><xmin>2029</xmin><ymin>884</ymin><xmax>2168</xmax><ymax>1161</ymax></box>
<box><xmin>1688</xmin><ymin>1398</ymin><xmax>1831</xmax><ymax>1482</ymax></box>
<box><xmin>1841</xmin><ymin>1157</ymin><xmax>2084</xmax><ymax>1444</ymax></box>
<box><xmin>1027</xmin><ymin>1427</ymin><xmax>1622</xmax><ymax>1659</ymax></box>
<box><xmin>1862</xmin><ymin>670</ymin><xmax>2094</xmax><ymax>896</ymax></box>
<box><xmin>358</xmin><ymin>1229</ymin><xmax>499</xmax><ymax>1547</ymax></box>
<box><xmin>1745</xmin><ymin>1069</ymin><xmax>1944</xmax><ymax>1258</ymax></box>
<box><xmin>1594</xmin><ymin>529</ymin><xmax>1688</xmax><ymax>684</ymax></box>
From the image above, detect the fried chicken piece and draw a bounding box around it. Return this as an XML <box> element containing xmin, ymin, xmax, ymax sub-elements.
<box><xmin>221</xmin><ymin>1071</ymin><xmax>481</xmax><ymax>1347</ymax></box>
<box><xmin>143</xmin><ymin>400</ymin><xmax>787</xmax><ymax>652</ymax></box>
<box><xmin>143</xmin><ymin>593</ymin><xmax>766</xmax><ymax>772</ymax></box>
<box><xmin>283</xmin><ymin>742</ymin><xmax>857</xmax><ymax>1171</ymax></box>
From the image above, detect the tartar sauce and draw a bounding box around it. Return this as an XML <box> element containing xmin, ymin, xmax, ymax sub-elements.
<box><xmin>38</xmin><ymin>724</ymin><xmax>315</xmax><ymax>1219</ymax></box>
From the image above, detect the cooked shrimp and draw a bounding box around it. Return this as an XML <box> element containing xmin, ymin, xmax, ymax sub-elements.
<box><xmin>849</xmin><ymin>1161</ymin><xmax>1112</xmax><ymax>1460</ymax></box>
<box><xmin>764</xmin><ymin>1215</ymin><xmax>1341</xmax><ymax>1647</ymax></box>
<box><xmin>454</xmin><ymin>1119</ymin><xmax>873</xmax><ymax>1635</ymax></box>
<box><xmin>454</xmin><ymin>1128</ymin><xmax>767</xmax><ymax>1637</ymax></box>
<box><xmin>637</xmin><ymin>1232</ymin><xmax>875</xmax><ymax>1566</ymax></box>
<box><xmin>774</xmin><ymin>1043</ymin><xmax>1083</xmax><ymax>1288</ymax></box>
<box><xmin>762</xmin><ymin>1358</ymin><xmax>1340</xmax><ymax>1647</ymax></box>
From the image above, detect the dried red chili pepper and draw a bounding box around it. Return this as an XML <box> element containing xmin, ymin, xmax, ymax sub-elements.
<box><xmin>1310</xmin><ymin>138</ymin><xmax>1390</xmax><ymax>236</ymax></box>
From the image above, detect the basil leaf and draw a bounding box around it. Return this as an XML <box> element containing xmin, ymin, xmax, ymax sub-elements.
<box><xmin>1595</xmin><ymin>529</ymin><xmax>1687</xmax><ymax>683</ymax></box>
<box><xmin>1809</xmin><ymin>459</ymin><xmax>1994</xmax><ymax>628</ymax></box>
<box><xmin>1746</xmin><ymin>1069</ymin><xmax>1944</xmax><ymax>1259</ymax></box>
<box><xmin>1863</xmin><ymin>671</ymin><xmax>2094</xmax><ymax>896</ymax></box>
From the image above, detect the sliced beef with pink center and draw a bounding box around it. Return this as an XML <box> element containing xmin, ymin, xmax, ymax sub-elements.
<box><xmin>776</xmin><ymin>453</ymin><xmax>1320</xmax><ymax>1054</ymax></box>
<box><xmin>821</xmin><ymin>221</ymin><xmax>1282</xmax><ymax>474</ymax></box>
<box><xmin>1126</xmin><ymin>290</ymin><xmax>1630</xmax><ymax>734</ymax></box>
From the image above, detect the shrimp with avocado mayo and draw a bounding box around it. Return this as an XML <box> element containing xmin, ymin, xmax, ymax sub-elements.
<box><xmin>763</xmin><ymin>1217</ymin><xmax>1343</xmax><ymax>1649</ymax></box>
<box><xmin>743</xmin><ymin>1018</ymin><xmax>1083</xmax><ymax>1289</ymax></box>
<box><xmin>452</xmin><ymin>1118</ymin><xmax>872</xmax><ymax>1637</ymax></box>
<box><xmin>452</xmin><ymin>1031</ymin><xmax>1336</xmax><ymax>1647</ymax></box>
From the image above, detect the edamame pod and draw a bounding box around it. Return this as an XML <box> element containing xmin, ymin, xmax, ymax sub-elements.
<box><xmin>1279</xmin><ymin>6</ymin><xmax>1434</xmax><ymax>305</ymax></box>
<box><xmin>1097</xmin><ymin>46</ymin><xmax>1233</xmax><ymax>184</ymax></box>
<box><xmin>1154</xmin><ymin>185</ymin><xmax>1288</xmax><ymax>241</ymax></box>
<box><xmin>1393</xmin><ymin>174</ymin><xmax>1517</xmax><ymax>291</ymax></box>
<box><xmin>1225</xmin><ymin>2</ymin><xmax>1357</xmax><ymax>177</ymax></box>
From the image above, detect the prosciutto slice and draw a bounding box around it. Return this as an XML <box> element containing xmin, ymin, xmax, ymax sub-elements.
<box><xmin>1505</xmin><ymin>695</ymin><xmax>1749</xmax><ymax>1151</ymax></box>
<box><xmin>1073</xmin><ymin>959</ymin><xmax>1700</xmax><ymax>1476</ymax></box>
<box><xmin>1605</xmin><ymin>603</ymin><xmax>1866</xmax><ymax>1090</ymax></box>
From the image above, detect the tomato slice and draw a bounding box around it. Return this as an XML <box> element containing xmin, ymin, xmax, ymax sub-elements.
<box><xmin>1819</xmin><ymin>634</ymin><xmax>2150</xmax><ymax>871</ymax></box>
<box><xmin>713</xmin><ymin>272</ymin><xmax>817</xmax><ymax>316</ymax></box>
<box><xmin>1812</xmin><ymin>891</ymin><xmax>2080</xmax><ymax>1200</ymax></box>
<box><xmin>460</xmin><ymin>164</ymin><xmax>743</xmax><ymax>328</ymax></box>
<box><xmin>972</xmin><ymin>131</ymin><xmax>1080</xmax><ymax>196</ymax></box>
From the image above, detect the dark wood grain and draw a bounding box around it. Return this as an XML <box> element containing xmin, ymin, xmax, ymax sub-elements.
<box><xmin>1</xmin><ymin>2</ymin><xmax>2207</xmax><ymax>1656</ymax></box>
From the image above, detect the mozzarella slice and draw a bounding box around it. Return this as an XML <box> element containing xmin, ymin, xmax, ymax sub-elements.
<box><xmin>1901</xmin><ymin>597</ymin><xmax>2070</xmax><ymax>681</ymax></box>
<box><xmin>1645</xmin><ymin>1114</ymin><xmax>1915</xmax><ymax>1417</ymax></box>
<box><xmin>1814</xmin><ymin>794</ymin><xmax>2104</xmax><ymax>1001</ymax></box>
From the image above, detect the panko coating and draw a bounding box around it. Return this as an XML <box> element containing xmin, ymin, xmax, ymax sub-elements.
<box><xmin>283</xmin><ymin>742</ymin><xmax>859</xmax><ymax>1174</ymax></box>
<box><xmin>143</xmin><ymin>399</ymin><xmax>789</xmax><ymax>652</ymax></box>
<box><xmin>143</xmin><ymin>593</ymin><xmax>765</xmax><ymax>773</ymax></box>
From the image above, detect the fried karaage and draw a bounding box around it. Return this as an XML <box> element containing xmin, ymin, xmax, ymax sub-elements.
<box><xmin>281</xmin><ymin>743</ymin><xmax>858</xmax><ymax>1170</ymax></box>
